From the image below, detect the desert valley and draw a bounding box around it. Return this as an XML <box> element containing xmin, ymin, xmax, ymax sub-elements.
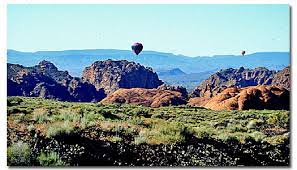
<box><xmin>7</xmin><ymin>54</ymin><xmax>290</xmax><ymax>166</ymax></box>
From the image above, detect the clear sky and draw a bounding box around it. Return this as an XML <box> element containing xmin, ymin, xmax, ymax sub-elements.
<box><xmin>7</xmin><ymin>4</ymin><xmax>290</xmax><ymax>57</ymax></box>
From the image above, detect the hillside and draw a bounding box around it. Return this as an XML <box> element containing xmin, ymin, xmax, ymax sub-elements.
<box><xmin>157</xmin><ymin>68</ymin><xmax>186</xmax><ymax>76</ymax></box>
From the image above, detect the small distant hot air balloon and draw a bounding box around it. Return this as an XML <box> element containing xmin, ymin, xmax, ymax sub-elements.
<box><xmin>241</xmin><ymin>50</ymin><xmax>246</xmax><ymax>56</ymax></box>
<box><xmin>131</xmin><ymin>42</ymin><xmax>143</xmax><ymax>55</ymax></box>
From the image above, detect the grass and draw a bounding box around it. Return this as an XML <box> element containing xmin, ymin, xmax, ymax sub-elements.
<box><xmin>7</xmin><ymin>97</ymin><xmax>290</xmax><ymax>146</ymax></box>
<box><xmin>7</xmin><ymin>141</ymin><xmax>31</xmax><ymax>166</ymax></box>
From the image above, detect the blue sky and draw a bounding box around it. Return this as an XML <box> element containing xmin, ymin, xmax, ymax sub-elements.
<box><xmin>8</xmin><ymin>4</ymin><xmax>290</xmax><ymax>57</ymax></box>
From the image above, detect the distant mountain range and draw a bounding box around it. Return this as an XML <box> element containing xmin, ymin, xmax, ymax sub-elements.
<box><xmin>7</xmin><ymin>49</ymin><xmax>290</xmax><ymax>78</ymax></box>
<box><xmin>157</xmin><ymin>68</ymin><xmax>186</xmax><ymax>76</ymax></box>
<box><xmin>157</xmin><ymin>68</ymin><xmax>214</xmax><ymax>91</ymax></box>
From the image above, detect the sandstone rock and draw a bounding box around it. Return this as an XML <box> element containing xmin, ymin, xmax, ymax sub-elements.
<box><xmin>157</xmin><ymin>84</ymin><xmax>188</xmax><ymax>99</ymax></box>
<box><xmin>101</xmin><ymin>88</ymin><xmax>186</xmax><ymax>107</ymax></box>
<box><xmin>201</xmin><ymin>86</ymin><xmax>289</xmax><ymax>110</ymax></box>
<box><xmin>190</xmin><ymin>67</ymin><xmax>276</xmax><ymax>98</ymax></box>
<box><xmin>187</xmin><ymin>97</ymin><xmax>211</xmax><ymax>107</ymax></box>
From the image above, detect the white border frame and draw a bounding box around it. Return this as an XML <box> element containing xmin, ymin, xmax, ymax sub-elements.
<box><xmin>0</xmin><ymin>1</ymin><xmax>295</xmax><ymax>170</ymax></box>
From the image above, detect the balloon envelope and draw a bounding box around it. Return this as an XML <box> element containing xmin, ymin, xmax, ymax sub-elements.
<box><xmin>131</xmin><ymin>43</ymin><xmax>143</xmax><ymax>55</ymax></box>
<box><xmin>241</xmin><ymin>50</ymin><xmax>246</xmax><ymax>56</ymax></box>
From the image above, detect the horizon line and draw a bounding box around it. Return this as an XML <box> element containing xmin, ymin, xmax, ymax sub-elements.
<box><xmin>7</xmin><ymin>48</ymin><xmax>290</xmax><ymax>58</ymax></box>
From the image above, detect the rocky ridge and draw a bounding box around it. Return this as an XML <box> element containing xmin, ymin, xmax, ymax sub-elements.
<box><xmin>82</xmin><ymin>59</ymin><xmax>163</xmax><ymax>95</ymax></box>
<box><xmin>7</xmin><ymin>61</ymin><xmax>105</xmax><ymax>102</ymax></box>
<box><xmin>190</xmin><ymin>67</ymin><xmax>290</xmax><ymax>98</ymax></box>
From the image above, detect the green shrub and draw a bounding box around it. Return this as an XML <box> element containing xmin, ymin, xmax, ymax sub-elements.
<box><xmin>229</xmin><ymin>124</ymin><xmax>247</xmax><ymax>133</ymax></box>
<box><xmin>37</xmin><ymin>151</ymin><xmax>66</xmax><ymax>166</ymax></box>
<box><xmin>32</xmin><ymin>109</ymin><xmax>50</xmax><ymax>123</ymax></box>
<box><xmin>7</xmin><ymin>141</ymin><xmax>31</xmax><ymax>166</ymax></box>
<box><xmin>246</xmin><ymin>119</ymin><xmax>264</xmax><ymax>129</ymax></box>
<box><xmin>52</xmin><ymin>111</ymin><xmax>80</xmax><ymax>122</ymax></box>
<box><xmin>46</xmin><ymin>121</ymin><xmax>76</xmax><ymax>138</ymax></box>
<box><xmin>151</xmin><ymin>112</ymin><xmax>165</xmax><ymax>119</ymax></box>
<box><xmin>136</xmin><ymin>121</ymin><xmax>187</xmax><ymax>144</ymax></box>
<box><xmin>192</xmin><ymin>126</ymin><xmax>215</xmax><ymax>139</ymax></box>
<box><xmin>79</xmin><ymin>116</ymin><xmax>96</xmax><ymax>129</ymax></box>
<box><xmin>27</xmin><ymin>124</ymin><xmax>35</xmax><ymax>133</ymax></box>
<box><xmin>110</xmin><ymin>136</ymin><xmax>123</xmax><ymax>143</ymax></box>
<box><xmin>14</xmin><ymin>113</ymin><xmax>27</xmax><ymax>123</ymax></box>
<box><xmin>218</xmin><ymin>132</ymin><xmax>243</xmax><ymax>143</ymax></box>
<box><xmin>7</xmin><ymin>107</ymin><xmax>28</xmax><ymax>115</ymax></box>
<box><xmin>128</xmin><ymin>117</ymin><xmax>145</xmax><ymax>126</ymax></box>
<box><xmin>249</xmin><ymin>131</ymin><xmax>266</xmax><ymax>142</ymax></box>
<box><xmin>265</xmin><ymin>133</ymin><xmax>289</xmax><ymax>145</ymax></box>
<box><xmin>111</xmin><ymin>125</ymin><xmax>126</xmax><ymax>136</ymax></box>
<box><xmin>131</xmin><ymin>107</ymin><xmax>150</xmax><ymax>117</ymax></box>
<box><xmin>8</xmin><ymin>97</ymin><xmax>23</xmax><ymax>106</ymax></box>
<box><xmin>267</xmin><ymin>111</ymin><xmax>289</xmax><ymax>128</ymax></box>
<box><xmin>134</xmin><ymin>131</ymin><xmax>148</xmax><ymax>144</ymax></box>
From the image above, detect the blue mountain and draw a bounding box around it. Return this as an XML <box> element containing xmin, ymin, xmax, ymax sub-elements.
<box><xmin>7</xmin><ymin>49</ymin><xmax>290</xmax><ymax>78</ymax></box>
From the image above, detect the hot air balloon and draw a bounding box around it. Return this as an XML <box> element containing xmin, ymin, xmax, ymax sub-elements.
<box><xmin>241</xmin><ymin>50</ymin><xmax>246</xmax><ymax>56</ymax></box>
<box><xmin>131</xmin><ymin>42</ymin><xmax>143</xmax><ymax>55</ymax></box>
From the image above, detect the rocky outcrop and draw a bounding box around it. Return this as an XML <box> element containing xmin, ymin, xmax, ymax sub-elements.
<box><xmin>82</xmin><ymin>60</ymin><xmax>163</xmax><ymax>95</ymax></box>
<box><xmin>157</xmin><ymin>84</ymin><xmax>188</xmax><ymax>99</ymax></box>
<box><xmin>7</xmin><ymin>61</ymin><xmax>105</xmax><ymax>102</ymax></box>
<box><xmin>190</xmin><ymin>67</ymin><xmax>279</xmax><ymax>98</ymax></box>
<box><xmin>101</xmin><ymin>88</ymin><xmax>186</xmax><ymax>107</ymax></box>
<box><xmin>188</xmin><ymin>86</ymin><xmax>289</xmax><ymax>110</ymax></box>
<box><xmin>271</xmin><ymin>66</ymin><xmax>290</xmax><ymax>90</ymax></box>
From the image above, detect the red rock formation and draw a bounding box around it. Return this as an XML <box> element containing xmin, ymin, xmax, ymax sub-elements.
<box><xmin>187</xmin><ymin>97</ymin><xmax>210</xmax><ymax>107</ymax></box>
<box><xmin>101</xmin><ymin>88</ymin><xmax>186</xmax><ymax>108</ymax></box>
<box><xmin>198</xmin><ymin>86</ymin><xmax>289</xmax><ymax>110</ymax></box>
<box><xmin>157</xmin><ymin>84</ymin><xmax>188</xmax><ymax>99</ymax></box>
<box><xmin>190</xmin><ymin>67</ymin><xmax>276</xmax><ymax>98</ymax></box>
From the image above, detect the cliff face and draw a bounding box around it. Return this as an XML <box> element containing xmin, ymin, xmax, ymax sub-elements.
<box><xmin>82</xmin><ymin>60</ymin><xmax>163</xmax><ymax>95</ymax></box>
<box><xmin>271</xmin><ymin>66</ymin><xmax>290</xmax><ymax>90</ymax></box>
<box><xmin>8</xmin><ymin>59</ymin><xmax>163</xmax><ymax>102</ymax></box>
<box><xmin>190</xmin><ymin>67</ymin><xmax>278</xmax><ymax>98</ymax></box>
<box><xmin>7</xmin><ymin>61</ymin><xmax>106</xmax><ymax>102</ymax></box>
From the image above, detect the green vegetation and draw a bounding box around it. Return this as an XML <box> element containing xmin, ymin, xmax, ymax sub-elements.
<box><xmin>37</xmin><ymin>151</ymin><xmax>67</xmax><ymax>166</ymax></box>
<box><xmin>7</xmin><ymin>97</ymin><xmax>289</xmax><ymax>145</ymax></box>
<box><xmin>7</xmin><ymin>97</ymin><xmax>290</xmax><ymax>166</ymax></box>
<box><xmin>7</xmin><ymin>141</ymin><xmax>31</xmax><ymax>166</ymax></box>
<box><xmin>46</xmin><ymin>121</ymin><xmax>77</xmax><ymax>138</ymax></box>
